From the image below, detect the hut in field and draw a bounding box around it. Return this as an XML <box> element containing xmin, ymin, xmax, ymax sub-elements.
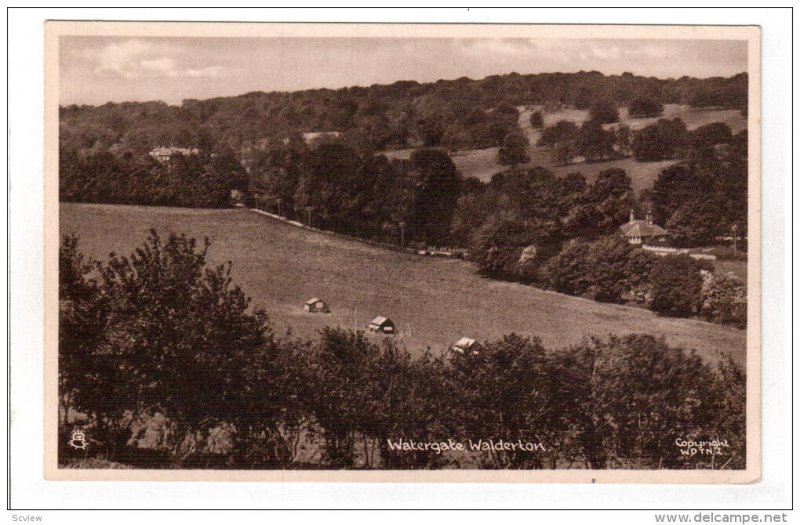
<box><xmin>304</xmin><ymin>297</ymin><xmax>330</xmax><ymax>313</ymax></box>
<box><xmin>368</xmin><ymin>316</ymin><xmax>396</xmax><ymax>335</ymax></box>
<box><xmin>451</xmin><ymin>337</ymin><xmax>477</xmax><ymax>354</ymax></box>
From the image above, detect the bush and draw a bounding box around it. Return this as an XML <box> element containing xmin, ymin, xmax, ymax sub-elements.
<box><xmin>58</xmin><ymin>234</ymin><xmax>107</xmax><ymax>430</ymax></box>
<box><xmin>649</xmin><ymin>254</ymin><xmax>705</xmax><ymax>317</ymax></box>
<box><xmin>623</xmin><ymin>249</ymin><xmax>658</xmax><ymax>304</ymax></box>
<box><xmin>471</xmin><ymin>216</ymin><xmax>560</xmax><ymax>282</ymax></box>
<box><xmin>447</xmin><ymin>334</ymin><xmax>553</xmax><ymax>469</ymax></box>
<box><xmin>555</xmin><ymin>334</ymin><xmax>741</xmax><ymax>469</ymax></box>
<box><xmin>303</xmin><ymin>328</ymin><xmax>378</xmax><ymax>467</ymax></box>
<box><xmin>301</xmin><ymin>328</ymin><xmax>453</xmax><ymax>469</ymax></box>
<box><xmin>700</xmin><ymin>271</ymin><xmax>747</xmax><ymax>328</ymax></box>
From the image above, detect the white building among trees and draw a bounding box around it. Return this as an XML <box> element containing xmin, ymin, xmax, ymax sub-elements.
<box><xmin>619</xmin><ymin>209</ymin><xmax>669</xmax><ymax>245</ymax></box>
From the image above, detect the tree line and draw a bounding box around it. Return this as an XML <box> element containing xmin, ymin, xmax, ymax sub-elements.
<box><xmin>60</xmin><ymin>232</ymin><xmax>745</xmax><ymax>470</ymax></box>
<box><xmin>59</xmin><ymin>147</ymin><xmax>248</xmax><ymax>208</ymax></box>
<box><xmin>250</xmin><ymin>143</ymin><xmax>461</xmax><ymax>246</ymax></box>
<box><xmin>59</xmin><ymin>71</ymin><xmax>747</xmax><ymax>157</ymax></box>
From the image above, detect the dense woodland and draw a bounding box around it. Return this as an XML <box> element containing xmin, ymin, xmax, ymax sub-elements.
<box><xmin>59</xmin><ymin>70</ymin><xmax>748</xmax><ymax>325</ymax></box>
<box><xmin>60</xmin><ymin>232</ymin><xmax>745</xmax><ymax>470</ymax></box>
<box><xmin>60</xmin><ymin>71</ymin><xmax>747</xmax><ymax>155</ymax></box>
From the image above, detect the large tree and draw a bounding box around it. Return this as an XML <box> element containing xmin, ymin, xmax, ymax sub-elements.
<box><xmin>575</xmin><ymin>120</ymin><xmax>616</xmax><ymax>161</ymax></box>
<box><xmin>628</xmin><ymin>97</ymin><xmax>664</xmax><ymax>118</ymax></box>
<box><xmin>666</xmin><ymin>197</ymin><xmax>724</xmax><ymax>247</ymax></box>
<box><xmin>589</xmin><ymin>99</ymin><xmax>619</xmax><ymax>124</ymax></box>
<box><xmin>498</xmin><ymin>130</ymin><xmax>531</xmax><ymax>167</ymax></box>
<box><xmin>537</xmin><ymin>120</ymin><xmax>579</xmax><ymax>148</ymax></box>
<box><xmin>650</xmin><ymin>164</ymin><xmax>711</xmax><ymax>226</ymax></box>
<box><xmin>581</xmin><ymin>168</ymin><xmax>635</xmax><ymax>235</ymax></box>
<box><xmin>294</xmin><ymin>143</ymin><xmax>366</xmax><ymax>229</ymax></box>
<box><xmin>649</xmin><ymin>254</ymin><xmax>706</xmax><ymax>317</ymax></box>
<box><xmin>529</xmin><ymin>110</ymin><xmax>544</xmax><ymax>129</ymax></box>
<box><xmin>408</xmin><ymin>148</ymin><xmax>461</xmax><ymax>245</ymax></box>
<box><xmin>632</xmin><ymin>118</ymin><xmax>689</xmax><ymax>161</ymax></box>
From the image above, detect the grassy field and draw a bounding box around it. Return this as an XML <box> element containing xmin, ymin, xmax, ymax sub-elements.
<box><xmin>61</xmin><ymin>203</ymin><xmax>746</xmax><ymax>365</ymax></box>
<box><xmin>620</xmin><ymin>104</ymin><xmax>747</xmax><ymax>133</ymax></box>
<box><xmin>383</xmin><ymin>147</ymin><xmax>503</xmax><ymax>183</ymax></box>
<box><xmin>550</xmin><ymin>158</ymin><xmax>680</xmax><ymax>196</ymax></box>
<box><xmin>382</xmin><ymin>143</ymin><xmax>675</xmax><ymax>195</ymax></box>
<box><xmin>381</xmin><ymin>143</ymin><xmax>675</xmax><ymax>195</ymax></box>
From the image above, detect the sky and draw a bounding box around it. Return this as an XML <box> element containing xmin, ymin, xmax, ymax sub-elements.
<box><xmin>59</xmin><ymin>37</ymin><xmax>748</xmax><ymax>106</ymax></box>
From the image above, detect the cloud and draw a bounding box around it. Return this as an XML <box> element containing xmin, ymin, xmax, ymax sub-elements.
<box><xmin>91</xmin><ymin>39</ymin><xmax>223</xmax><ymax>79</ymax></box>
<box><xmin>185</xmin><ymin>66</ymin><xmax>224</xmax><ymax>78</ymax></box>
<box><xmin>590</xmin><ymin>44</ymin><xmax>622</xmax><ymax>60</ymax></box>
<box><xmin>139</xmin><ymin>57</ymin><xmax>177</xmax><ymax>74</ymax></box>
<box><xmin>459</xmin><ymin>39</ymin><xmax>535</xmax><ymax>57</ymax></box>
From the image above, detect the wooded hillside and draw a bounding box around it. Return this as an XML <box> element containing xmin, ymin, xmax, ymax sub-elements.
<box><xmin>60</xmin><ymin>71</ymin><xmax>748</xmax><ymax>156</ymax></box>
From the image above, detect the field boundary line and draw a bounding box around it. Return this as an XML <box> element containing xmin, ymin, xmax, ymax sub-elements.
<box><xmin>248</xmin><ymin>207</ymin><xmax>438</xmax><ymax>258</ymax></box>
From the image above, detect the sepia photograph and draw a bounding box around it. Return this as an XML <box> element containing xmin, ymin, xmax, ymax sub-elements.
<box><xmin>43</xmin><ymin>21</ymin><xmax>760</xmax><ymax>483</ymax></box>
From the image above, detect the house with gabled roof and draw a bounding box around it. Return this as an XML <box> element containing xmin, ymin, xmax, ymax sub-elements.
<box><xmin>619</xmin><ymin>209</ymin><xmax>669</xmax><ymax>246</ymax></box>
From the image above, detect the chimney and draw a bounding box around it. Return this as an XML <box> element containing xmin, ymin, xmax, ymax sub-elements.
<box><xmin>646</xmin><ymin>210</ymin><xmax>653</xmax><ymax>226</ymax></box>
<box><xmin>629</xmin><ymin>209</ymin><xmax>636</xmax><ymax>223</ymax></box>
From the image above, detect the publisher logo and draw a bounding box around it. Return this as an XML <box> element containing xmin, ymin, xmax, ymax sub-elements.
<box><xmin>69</xmin><ymin>429</ymin><xmax>88</xmax><ymax>450</ymax></box>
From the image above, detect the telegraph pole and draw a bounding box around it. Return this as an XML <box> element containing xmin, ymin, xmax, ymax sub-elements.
<box><xmin>306</xmin><ymin>206</ymin><xmax>313</xmax><ymax>227</ymax></box>
<box><xmin>399</xmin><ymin>221</ymin><xmax>406</xmax><ymax>248</ymax></box>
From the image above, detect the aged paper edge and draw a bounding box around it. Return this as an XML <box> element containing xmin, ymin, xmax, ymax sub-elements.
<box><xmin>42</xmin><ymin>21</ymin><xmax>762</xmax><ymax>484</ymax></box>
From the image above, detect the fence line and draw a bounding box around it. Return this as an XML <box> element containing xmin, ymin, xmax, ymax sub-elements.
<box><xmin>248</xmin><ymin>207</ymin><xmax>466</xmax><ymax>259</ymax></box>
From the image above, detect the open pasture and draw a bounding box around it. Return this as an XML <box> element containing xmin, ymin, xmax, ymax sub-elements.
<box><xmin>61</xmin><ymin>203</ymin><xmax>746</xmax><ymax>365</ymax></box>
